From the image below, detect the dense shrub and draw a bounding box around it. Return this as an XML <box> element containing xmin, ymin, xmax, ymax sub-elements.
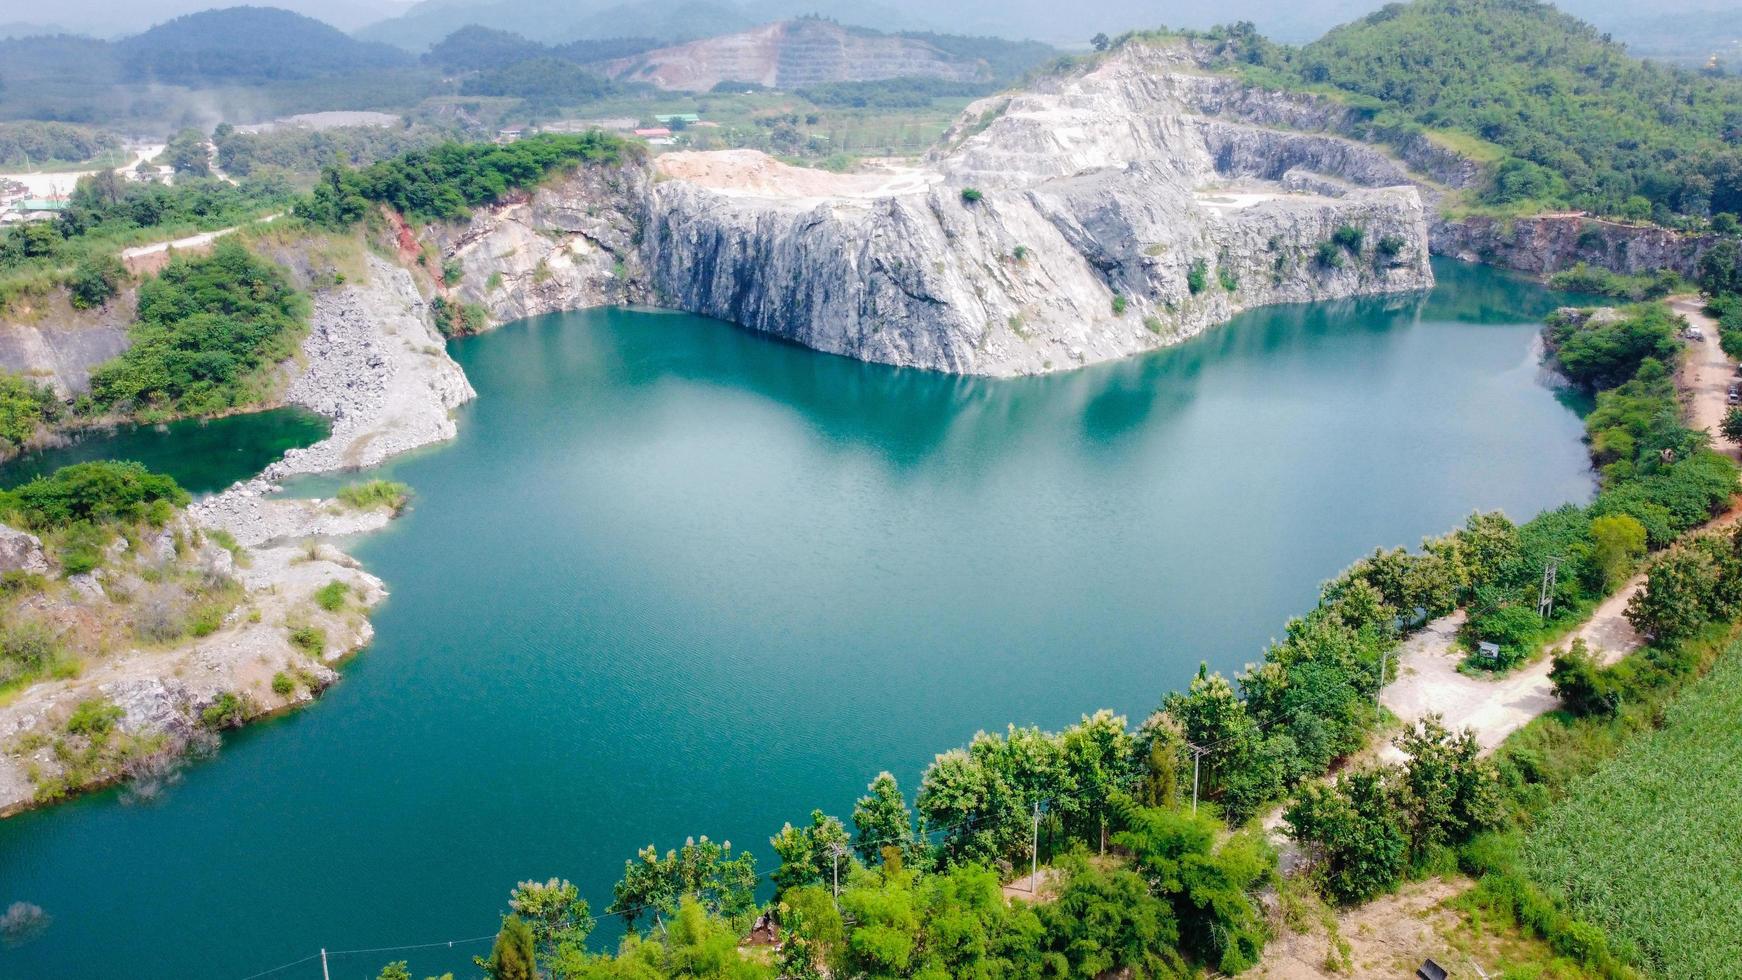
<box><xmin>86</xmin><ymin>241</ymin><xmax>308</xmax><ymax>418</ymax></box>
<box><xmin>336</xmin><ymin>480</ymin><xmax>409</xmax><ymax>513</ymax></box>
<box><xmin>430</xmin><ymin>296</ymin><xmax>488</xmax><ymax>338</ymax></box>
<box><xmin>0</xmin><ymin>374</ymin><xmax>61</xmax><ymax>455</ymax></box>
<box><xmin>295</xmin><ymin>132</ymin><xmax>641</xmax><ymax>226</ymax></box>
<box><xmin>0</xmin><ymin>461</ymin><xmax>187</xmax><ymax>529</ymax></box>
<box><xmin>1186</xmin><ymin>258</ymin><xmax>1208</xmax><ymax>294</ymax></box>
<box><xmin>1545</xmin><ymin>305</ymin><xmax>1680</xmax><ymax>390</ymax></box>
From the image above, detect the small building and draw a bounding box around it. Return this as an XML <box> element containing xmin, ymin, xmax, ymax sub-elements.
<box><xmin>495</xmin><ymin>128</ymin><xmax>525</xmax><ymax>144</ymax></box>
<box><xmin>17</xmin><ymin>199</ymin><xmax>69</xmax><ymax>217</ymax></box>
<box><xmin>633</xmin><ymin>127</ymin><xmax>673</xmax><ymax>139</ymax></box>
<box><xmin>654</xmin><ymin>113</ymin><xmax>700</xmax><ymax>125</ymax></box>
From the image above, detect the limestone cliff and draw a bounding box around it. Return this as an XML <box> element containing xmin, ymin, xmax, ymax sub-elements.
<box><xmin>439</xmin><ymin>41</ymin><xmax>1433</xmax><ymax>377</ymax></box>
<box><xmin>1431</xmin><ymin>214</ymin><xmax>1716</xmax><ymax>279</ymax></box>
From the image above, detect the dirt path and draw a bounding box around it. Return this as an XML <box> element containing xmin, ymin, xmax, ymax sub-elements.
<box><xmin>119</xmin><ymin>213</ymin><xmax>281</xmax><ymax>273</ymax></box>
<box><xmin>1672</xmin><ymin>297</ymin><xmax>1736</xmax><ymax>458</ymax></box>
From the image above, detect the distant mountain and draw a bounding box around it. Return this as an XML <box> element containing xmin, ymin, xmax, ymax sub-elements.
<box><xmin>424</xmin><ymin>25</ymin><xmax>660</xmax><ymax>72</ymax></box>
<box><xmin>0</xmin><ymin>0</ymin><xmax>414</xmax><ymax>36</ymax></box>
<box><xmin>356</xmin><ymin>0</ymin><xmax>1742</xmax><ymax>52</ymax></box>
<box><xmin>0</xmin><ymin>22</ymin><xmax>71</xmax><ymax>39</ymax></box>
<box><xmin>599</xmin><ymin>18</ymin><xmax>1014</xmax><ymax>91</ymax></box>
<box><xmin>358</xmin><ymin>0</ymin><xmax>920</xmax><ymax>51</ymax></box>
<box><xmin>116</xmin><ymin>7</ymin><xmax>414</xmax><ymax>84</ymax></box>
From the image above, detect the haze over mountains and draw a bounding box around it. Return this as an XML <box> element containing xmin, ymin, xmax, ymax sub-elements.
<box><xmin>0</xmin><ymin>0</ymin><xmax>1735</xmax><ymax>57</ymax></box>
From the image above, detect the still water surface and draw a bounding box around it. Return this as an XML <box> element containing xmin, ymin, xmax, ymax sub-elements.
<box><xmin>0</xmin><ymin>261</ymin><xmax>1596</xmax><ymax>978</ymax></box>
<box><xmin>0</xmin><ymin>408</ymin><xmax>328</xmax><ymax>495</ymax></box>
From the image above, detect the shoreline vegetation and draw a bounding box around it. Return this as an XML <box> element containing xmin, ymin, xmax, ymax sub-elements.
<box><xmin>0</xmin><ymin>14</ymin><xmax>1739</xmax><ymax>971</ymax></box>
<box><xmin>361</xmin><ymin>296</ymin><xmax>1730</xmax><ymax>980</ymax></box>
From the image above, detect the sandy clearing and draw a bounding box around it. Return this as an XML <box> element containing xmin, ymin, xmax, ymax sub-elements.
<box><xmin>1378</xmin><ymin>611</ymin><xmax>1562</xmax><ymax>762</ymax></box>
<box><xmin>1255</xmin><ymin>878</ymin><xmax>1474</xmax><ymax>980</ymax></box>
<box><xmin>656</xmin><ymin>149</ymin><xmax>940</xmax><ymax>201</ymax></box>
<box><xmin>0</xmin><ymin>145</ymin><xmax>164</xmax><ymax>198</ymax></box>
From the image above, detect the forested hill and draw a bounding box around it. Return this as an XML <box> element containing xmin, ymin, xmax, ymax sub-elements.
<box><xmin>1231</xmin><ymin>0</ymin><xmax>1742</xmax><ymax>224</ymax></box>
<box><xmin>116</xmin><ymin>7</ymin><xmax>413</xmax><ymax>84</ymax></box>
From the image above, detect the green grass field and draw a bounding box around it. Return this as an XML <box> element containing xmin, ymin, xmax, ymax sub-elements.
<box><xmin>1520</xmin><ymin>641</ymin><xmax>1742</xmax><ymax>977</ymax></box>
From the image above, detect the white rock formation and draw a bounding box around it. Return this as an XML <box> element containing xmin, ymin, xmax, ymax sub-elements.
<box><xmin>443</xmin><ymin>41</ymin><xmax>1432</xmax><ymax>377</ymax></box>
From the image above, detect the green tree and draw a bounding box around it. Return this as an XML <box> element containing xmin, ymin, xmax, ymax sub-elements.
<box><xmin>851</xmin><ymin>772</ymin><xmax>917</xmax><ymax>865</ymax></box>
<box><xmin>1057</xmin><ymin>709</ymin><xmax>1137</xmax><ymax>851</ymax></box>
<box><xmin>0</xmin><ymin>374</ymin><xmax>60</xmax><ymax>454</ymax></box>
<box><xmin>68</xmin><ymin>253</ymin><xmax>123</xmax><ymax>310</ymax></box>
<box><xmin>1037</xmin><ymin>852</ymin><xmax>1183</xmax><ymax>979</ymax></box>
<box><xmin>1724</xmin><ymin>407</ymin><xmax>1742</xmax><ymax>444</ymax></box>
<box><xmin>159</xmin><ymin>128</ymin><xmax>211</xmax><ymax>177</ymax></box>
<box><xmin>1392</xmin><ymin>715</ymin><xmax>1502</xmax><ymax>854</ymax></box>
<box><xmin>1</xmin><ymin>460</ymin><xmax>187</xmax><ymax>529</ymax></box>
<box><xmin>1114</xmin><ymin>804</ymin><xmax>1270</xmax><ymax>972</ymax></box>
<box><xmin>508</xmin><ymin>878</ymin><xmax>594</xmax><ymax>976</ymax></box>
<box><xmin>1549</xmin><ymin>639</ymin><xmax>1622</xmax><ymax>716</ymax></box>
<box><xmin>1627</xmin><ymin>541</ymin><xmax>1721</xmax><ymax>642</ymax></box>
<box><xmin>1284</xmin><ymin>767</ymin><xmax>1408</xmax><ymax>904</ymax></box>
<box><xmin>607</xmin><ymin>836</ymin><xmax>758</xmax><ymax>933</ymax></box>
<box><xmin>1133</xmin><ymin>711</ymin><xmax>1188</xmax><ymax>808</ymax></box>
<box><xmin>478</xmin><ymin>915</ymin><xmax>538</xmax><ymax>980</ymax></box>
<box><xmin>1160</xmin><ymin>667</ymin><xmax>1282</xmax><ymax>821</ymax></box>
<box><xmin>1589</xmin><ymin>513</ymin><xmax>1647</xmax><ymax>592</ymax></box>
<box><xmin>769</xmin><ymin>809</ymin><xmax>854</xmax><ymax>894</ymax></box>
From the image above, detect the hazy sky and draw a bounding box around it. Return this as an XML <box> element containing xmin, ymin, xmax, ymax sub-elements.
<box><xmin>0</xmin><ymin>0</ymin><xmax>1735</xmax><ymax>45</ymax></box>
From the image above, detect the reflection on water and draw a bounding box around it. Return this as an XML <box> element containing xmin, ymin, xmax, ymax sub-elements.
<box><xmin>0</xmin><ymin>407</ymin><xmax>329</xmax><ymax>494</ymax></box>
<box><xmin>0</xmin><ymin>259</ymin><xmax>1600</xmax><ymax>980</ymax></box>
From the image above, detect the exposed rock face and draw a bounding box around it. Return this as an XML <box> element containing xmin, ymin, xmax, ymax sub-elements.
<box><xmin>0</xmin><ymin>525</ymin><xmax>49</xmax><ymax>575</ymax></box>
<box><xmin>602</xmin><ymin>19</ymin><xmax>987</xmax><ymax>92</ymax></box>
<box><xmin>1431</xmin><ymin>214</ymin><xmax>1716</xmax><ymax>278</ymax></box>
<box><xmin>439</xmin><ymin>166</ymin><xmax>649</xmax><ymax>322</ymax></box>
<box><xmin>264</xmin><ymin>254</ymin><xmax>475</xmax><ymax>479</ymax></box>
<box><xmin>447</xmin><ymin>41</ymin><xmax>1432</xmax><ymax>377</ymax></box>
<box><xmin>0</xmin><ymin>294</ymin><xmax>133</xmax><ymax>397</ymax></box>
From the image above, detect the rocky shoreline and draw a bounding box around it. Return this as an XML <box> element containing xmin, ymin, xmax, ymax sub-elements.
<box><xmin>0</xmin><ymin>251</ymin><xmax>477</xmax><ymax>817</ymax></box>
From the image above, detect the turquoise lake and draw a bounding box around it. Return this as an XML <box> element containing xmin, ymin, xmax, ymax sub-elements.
<box><xmin>0</xmin><ymin>260</ymin><xmax>1598</xmax><ymax>979</ymax></box>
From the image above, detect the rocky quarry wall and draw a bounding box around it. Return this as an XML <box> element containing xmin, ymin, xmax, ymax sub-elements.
<box><xmin>443</xmin><ymin>42</ymin><xmax>1434</xmax><ymax>377</ymax></box>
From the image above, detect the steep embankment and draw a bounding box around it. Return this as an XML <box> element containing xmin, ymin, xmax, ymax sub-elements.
<box><xmin>440</xmin><ymin>41</ymin><xmax>1433</xmax><ymax>377</ymax></box>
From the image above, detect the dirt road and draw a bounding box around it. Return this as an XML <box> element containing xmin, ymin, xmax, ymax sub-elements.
<box><xmin>119</xmin><ymin>213</ymin><xmax>281</xmax><ymax>274</ymax></box>
<box><xmin>1673</xmin><ymin>297</ymin><xmax>1736</xmax><ymax>459</ymax></box>
<box><xmin>1381</xmin><ymin>296</ymin><xmax>1735</xmax><ymax>754</ymax></box>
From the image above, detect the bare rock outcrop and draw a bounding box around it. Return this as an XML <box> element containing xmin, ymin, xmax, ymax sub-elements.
<box><xmin>0</xmin><ymin>525</ymin><xmax>49</xmax><ymax>575</ymax></box>
<box><xmin>264</xmin><ymin>254</ymin><xmax>475</xmax><ymax>479</ymax></box>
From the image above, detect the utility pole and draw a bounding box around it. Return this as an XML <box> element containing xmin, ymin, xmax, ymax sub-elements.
<box><xmin>320</xmin><ymin>949</ymin><xmax>330</xmax><ymax>980</ymax></box>
<box><xmin>1375</xmin><ymin>648</ymin><xmax>1392</xmax><ymax>709</ymax></box>
<box><xmin>1187</xmin><ymin>742</ymin><xmax>1211</xmax><ymax>813</ymax></box>
<box><xmin>1538</xmin><ymin>556</ymin><xmax>1562</xmax><ymax>619</ymax></box>
<box><xmin>1029</xmin><ymin>801</ymin><xmax>1040</xmax><ymax>894</ymax></box>
<box><xmin>830</xmin><ymin>843</ymin><xmax>844</xmax><ymax>900</ymax></box>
